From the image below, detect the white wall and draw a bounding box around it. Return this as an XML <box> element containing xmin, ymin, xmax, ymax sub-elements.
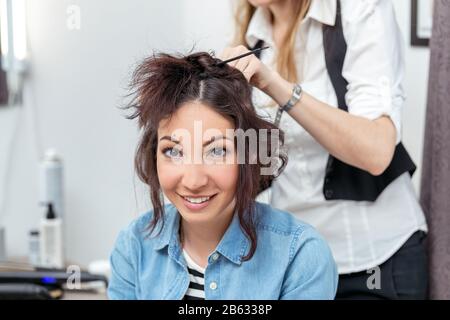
<box><xmin>0</xmin><ymin>0</ymin><xmax>430</xmax><ymax>267</ymax></box>
<box><xmin>0</xmin><ymin>0</ymin><xmax>185</xmax><ymax>267</ymax></box>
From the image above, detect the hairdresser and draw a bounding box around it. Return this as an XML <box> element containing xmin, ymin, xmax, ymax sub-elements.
<box><xmin>220</xmin><ymin>0</ymin><xmax>428</xmax><ymax>299</ymax></box>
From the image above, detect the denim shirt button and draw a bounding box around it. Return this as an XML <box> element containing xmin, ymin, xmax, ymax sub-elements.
<box><xmin>209</xmin><ymin>282</ymin><xmax>218</xmax><ymax>290</ymax></box>
<box><xmin>211</xmin><ymin>253</ymin><xmax>219</xmax><ymax>261</ymax></box>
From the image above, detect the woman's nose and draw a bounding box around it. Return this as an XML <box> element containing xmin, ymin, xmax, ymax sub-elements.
<box><xmin>180</xmin><ymin>164</ymin><xmax>209</xmax><ymax>190</ymax></box>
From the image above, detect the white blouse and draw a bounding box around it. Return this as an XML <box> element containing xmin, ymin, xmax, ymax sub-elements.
<box><xmin>247</xmin><ymin>0</ymin><xmax>427</xmax><ymax>274</ymax></box>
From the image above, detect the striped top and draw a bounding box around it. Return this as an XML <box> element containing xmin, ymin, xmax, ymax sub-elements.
<box><xmin>182</xmin><ymin>249</ymin><xmax>206</xmax><ymax>300</ymax></box>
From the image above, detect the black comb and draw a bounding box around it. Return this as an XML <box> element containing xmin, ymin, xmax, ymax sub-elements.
<box><xmin>216</xmin><ymin>46</ymin><xmax>270</xmax><ymax>67</ymax></box>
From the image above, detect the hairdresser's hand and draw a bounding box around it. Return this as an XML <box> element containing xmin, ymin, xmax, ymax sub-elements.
<box><xmin>219</xmin><ymin>45</ymin><xmax>278</xmax><ymax>91</ymax></box>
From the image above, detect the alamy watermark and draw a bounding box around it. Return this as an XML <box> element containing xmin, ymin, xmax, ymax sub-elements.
<box><xmin>165</xmin><ymin>120</ymin><xmax>285</xmax><ymax>176</ymax></box>
<box><xmin>366</xmin><ymin>266</ymin><xmax>381</xmax><ymax>290</ymax></box>
<box><xmin>66</xmin><ymin>4</ymin><xmax>81</xmax><ymax>30</ymax></box>
<box><xmin>66</xmin><ymin>264</ymin><xmax>81</xmax><ymax>290</ymax></box>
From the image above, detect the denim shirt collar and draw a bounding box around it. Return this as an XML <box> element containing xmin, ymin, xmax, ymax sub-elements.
<box><xmin>153</xmin><ymin>204</ymin><xmax>250</xmax><ymax>266</ymax></box>
<box><xmin>215</xmin><ymin>212</ymin><xmax>249</xmax><ymax>265</ymax></box>
<box><xmin>153</xmin><ymin>204</ymin><xmax>179</xmax><ymax>251</ymax></box>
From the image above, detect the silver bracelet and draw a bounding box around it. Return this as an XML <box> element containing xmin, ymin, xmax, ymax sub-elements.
<box><xmin>281</xmin><ymin>83</ymin><xmax>303</xmax><ymax>113</ymax></box>
<box><xmin>274</xmin><ymin>83</ymin><xmax>303</xmax><ymax>127</ymax></box>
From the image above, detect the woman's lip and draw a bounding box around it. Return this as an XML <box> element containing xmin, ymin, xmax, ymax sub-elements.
<box><xmin>179</xmin><ymin>194</ymin><xmax>217</xmax><ymax>212</ymax></box>
<box><xmin>180</xmin><ymin>194</ymin><xmax>216</xmax><ymax>198</ymax></box>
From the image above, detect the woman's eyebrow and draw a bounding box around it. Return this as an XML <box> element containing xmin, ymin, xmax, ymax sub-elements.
<box><xmin>159</xmin><ymin>136</ymin><xmax>180</xmax><ymax>143</ymax></box>
<box><xmin>203</xmin><ymin>135</ymin><xmax>232</xmax><ymax>147</ymax></box>
<box><xmin>159</xmin><ymin>135</ymin><xmax>232</xmax><ymax>146</ymax></box>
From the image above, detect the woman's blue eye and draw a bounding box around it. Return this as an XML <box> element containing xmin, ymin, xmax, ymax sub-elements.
<box><xmin>163</xmin><ymin>147</ymin><xmax>182</xmax><ymax>158</ymax></box>
<box><xmin>209</xmin><ymin>147</ymin><xmax>227</xmax><ymax>157</ymax></box>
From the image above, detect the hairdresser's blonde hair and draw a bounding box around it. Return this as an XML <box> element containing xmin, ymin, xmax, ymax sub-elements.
<box><xmin>233</xmin><ymin>0</ymin><xmax>311</xmax><ymax>82</ymax></box>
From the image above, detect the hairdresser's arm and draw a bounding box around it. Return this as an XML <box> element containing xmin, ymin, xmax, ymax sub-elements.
<box><xmin>263</xmin><ymin>73</ymin><xmax>396</xmax><ymax>176</ymax></box>
<box><xmin>220</xmin><ymin>45</ymin><xmax>397</xmax><ymax>176</ymax></box>
<box><xmin>220</xmin><ymin>3</ymin><xmax>407</xmax><ymax>176</ymax></box>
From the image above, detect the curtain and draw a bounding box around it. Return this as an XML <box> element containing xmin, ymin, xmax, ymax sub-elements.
<box><xmin>0</xmin><ymin>36</ymin><xmax>7</xmax><ymax>105</ymax></box>
<box><xmin>420</xmin><ymin>0</ymin><xmax>450</xmax><ymax>300</ymax></box>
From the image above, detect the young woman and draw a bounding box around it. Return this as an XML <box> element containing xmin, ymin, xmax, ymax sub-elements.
<box><xmin>222</xmin><ymin>0</ymin><xmax>428</xmax><ymax>299</ymax></box>
<box><xmin>107</xmin><ymin>52</ymin><xmax>338</xmax><ymax>300</ymax></box>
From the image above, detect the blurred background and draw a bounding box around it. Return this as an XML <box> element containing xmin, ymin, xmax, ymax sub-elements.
<box><xmin>0</xmin><ymin>0</ymin><xmax>432</xmax><ymax>270</ymax></box>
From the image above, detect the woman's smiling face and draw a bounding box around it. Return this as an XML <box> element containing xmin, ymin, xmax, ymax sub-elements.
<box><xmin>156</xmin><ymin>101</ymin><xmax>239</xmax><ymax>224</ymax></box>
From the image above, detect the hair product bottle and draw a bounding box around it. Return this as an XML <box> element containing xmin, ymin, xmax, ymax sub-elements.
<box><xmin>39</xmin><ymin>149</ymin><xmax>64</xmax><ymax>219</ymax></box>
<box><xmin>40</xmin><ymin>203</ymin><xmax>64</xmax><ymax>268</ymax></box>
<box><xmin>28</xmin><ymin>229</ymin><xmax>41</xmax><ymax>266</ymax></box>
<box><xmin>38</xmin><ymin>149</ymin><xmax>65</xmax><ymax>264</ymax></box>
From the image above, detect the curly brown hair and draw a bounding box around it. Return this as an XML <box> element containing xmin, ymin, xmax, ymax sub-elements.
<box><xmin>125</xmin><ymin>51</ymin><xmax>287</xmax><ymax>260</ymax></box>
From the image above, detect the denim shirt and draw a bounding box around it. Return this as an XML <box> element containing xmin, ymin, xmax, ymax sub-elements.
<box><xmin>108</xmin><ymin>202</ymin><xmax>338</xmax><ymax>300</ymax></box>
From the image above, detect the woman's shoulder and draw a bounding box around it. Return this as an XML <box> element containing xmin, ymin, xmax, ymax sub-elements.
<box><xmin>254</xmin><ymin>202</ymin><xmax>336</xmax><ymax>278</ymax></box>
<box><xmin>254</xmin><ymin>201</ymin><xmax>317</xmax><ymax>237</ymax></box>
<box><xmin>114</xmin><ymin>204</ymin><xmax>177</xmax><ymax>247</ymax></box>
